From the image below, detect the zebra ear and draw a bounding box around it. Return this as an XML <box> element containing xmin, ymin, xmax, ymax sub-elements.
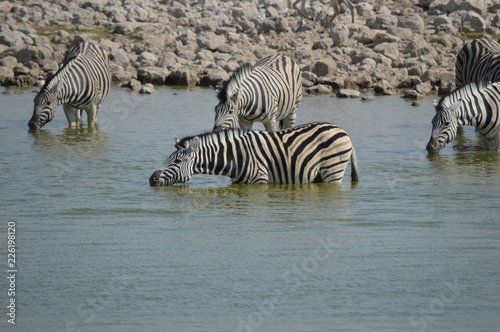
<box><xmin>185</xmin><ymin>137</ymin><xmax>200</xmax><ymax>155</ymax></box>
<box><xmin>50</xmin><ymin>80</ymin><xmax>63</xmax><ymax>95</ymax></box>
<box><xmin>450</xmin><ymin>99</ymin><xmax>462</xmax><ymax>114</ymax></box>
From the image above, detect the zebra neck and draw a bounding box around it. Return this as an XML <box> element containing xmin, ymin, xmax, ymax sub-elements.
<box><xmin>192</xmin><ymin>132</ymin><xmax>245</xmax><ymax>178</ymax></box>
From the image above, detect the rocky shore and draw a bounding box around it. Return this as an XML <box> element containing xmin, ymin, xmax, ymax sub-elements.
<box><xmin>1</xmin><ymin>0</ymin><xmax>499</xmax><ymax>98</ymax></box>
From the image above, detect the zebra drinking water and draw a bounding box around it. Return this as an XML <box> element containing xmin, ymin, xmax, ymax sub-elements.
<box><xmin>455</xmin><ymin>38</ymin><xmax>500</xmax><ymax>87</ymax></box>
<box><xmin>426</xmin><ymin>81</ymin><xmax>500</xmax><ymax>154</ymax></box>
<box><xmin>150</xmin><ymin>122</ymin><xmax>358</xmax><ymax>186</ymax></box>
<box><xmin>213</xmin><ymin>55</ymin><xmax>303</xmax><ymax>132</ymax></box>
<box><xmin>28</xmin><ymin>41</ymin><xmax>111</xmax><ymax>129</ymax></box>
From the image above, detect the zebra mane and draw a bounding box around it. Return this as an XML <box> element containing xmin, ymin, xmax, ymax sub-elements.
<box><xmin>41</xmin><ymin>56</ymin><xmax>79</xmax><ymax>92</ymax></box>
<box><xmin>40</xmin><ymin>42</ymin><xmax>90</xmax><ymax>92</ymax></box>
<box><xmin>217</xmin><ymin>63</ymin><xmax>254</xmax><ymax>102</ymax></box>
<box><xmin>436</xmin><ymin>80</ymin><xmax>490</xmax><ymax>113</ymax></box>
<box><xmin>175</xmin><ymin>128</ymin><xmax>248</xmax><ymax>150</ymax></box>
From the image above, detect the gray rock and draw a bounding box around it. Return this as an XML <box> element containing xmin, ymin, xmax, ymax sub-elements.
<box><xmin>166</xmin><ymin>69</ymin><xmax>199</xmax><ymax>86</ymax></box>
<box><xmin>461</xmin><ymin>11</ymin><xmax>485</xmax><ymax>32</ymax></box>
<box><xmin>139</xmin><ymin>83</ymin><xmax>156</xmax><ymax>94</ymax></box>
<box><xmin>402</xmin><ymin>90</ymin><xmax>421</xmax><ymax>99</ymax></box>
<box><xmin>137</xmin><ymin>67</ymin><xmax>170</xmax><ymax>85</ymax></box>
<box><xmin>306</xmin><ymin>84</ymin><xmax>332</xmax><ymax>95</ymax></box>
<box><xmin>199</xmin><ymin>69</ymin><xmax>229</xmax><ymax>87</ymax></box>
<box><xmin>137</xmin><ymin>52</ymin><xmax>158</xmax><ymax>67</ymax></box>
<box><xmin>312</xmin><ymin>60</ymin><xmax>337</xmax><ymax>77</ymax></box>
<box><xmin>373</xmin><ymin>42</ymin><xmax>400</xmax><ymax>60</ymax></box>
<box><xmin>337</xmin><ymin>89</ymin><xmax>361</xmax><ymax>98</ymax></box>
<box><xmin>121</xmin><ymin>78</ymin><xmax>142</xmax><ymax>91</ymax></box>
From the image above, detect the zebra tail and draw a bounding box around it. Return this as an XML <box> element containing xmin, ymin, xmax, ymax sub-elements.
<box><xmin>350</xmin><ymin>147</ymin><xmax>359</xmax><ymax>182</ymax></box>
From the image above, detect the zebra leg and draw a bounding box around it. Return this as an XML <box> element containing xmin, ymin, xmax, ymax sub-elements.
<box><xmin>480</xmin><ymin>131</ymin><xmax>500</xmax><ymax>151</ymax></box>
<box><xmin>324</xmin><ymin>0</ymin><xmax>340</xmax><ymax>30</ymax></box>
<box><xmin>281</xmin><ymin>112</ymin><xmax>297</xmax><ymax>130</ymax></box>
<box><xmin>63</xmin><ymin>104</ymin><xmax>80</xmax><ymax>127</ymax></box>
<box><xmin>86</xmin><ymin>104</ymin><xmax>99</xmax><ymax>127</ymax></box>
<box><xmin>239</xmin><ymin>118</ymin><xmax>254</xmax><ymax>131</ymax></box>
<box><xmin>262</xmin><ymin>119</ymin><xmax>278</xmax><ymax>131</ymax></box>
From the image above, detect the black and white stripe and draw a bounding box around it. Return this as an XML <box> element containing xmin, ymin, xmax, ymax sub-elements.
<box><xmin>427</xmin><ymin>81</ymin><xmax>500</xmax><ymax>153</ymax></box>
<box><xmin>455</xmin><ymin>38</ymin><xmax>500</xmax><ymax>87</ymax></box>
<box><xmin>150</xmin><ymin>122</ymin><xmax>358</xmax><ymax>185</ymax></box>
<box><xmin>28</xmin><ymin>41</ymin><xmax>110</xmax><ymax>129</ymax></box>
<box><xmin>213</xmin><ymin>55</ymin><xmax>303</xmax><ymax>131</ymax></box>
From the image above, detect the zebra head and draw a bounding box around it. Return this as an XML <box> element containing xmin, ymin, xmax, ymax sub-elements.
<box><xmin>149</xmin><ymin>137</ymin><xmax>200</xmax><ymax>186</ymax></box>
<box><xmin>213</xmin><ymin>98</ymin><xmax>239</xmax><ymax>131</ymax></box>
<box><xmin>28</xmin><ymin>81</ymin><xmax>63</xmax><ymax>130</ymax></box>
<box><xmin>426</xmin><ymin>99</ymin><xmax>462</xmax><ymax>154</ymax></box>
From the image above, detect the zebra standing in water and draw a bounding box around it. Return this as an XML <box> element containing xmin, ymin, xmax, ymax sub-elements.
<box><xmin>28</xmin><ymin>41</ymin><xmax>110</xmax><ymax>129</ymax></box>
<box><xmin>150</xmin><ymin>122</ymin><xmax>358</xmax><ymax>185</ymax></box>
<box><xmin>426</xmin><ymin>81</ymin><xmax>500</xmax><ymax>153</ymax></box>
<box><xmin>213</xmin><ymin>55</ymin><xmax>303</xmax><ymax>132</ymax></box>
<box><xmin>455</xmin><ymin>38</ymin><xmax>500</xmax><ymax>87</ymax></box>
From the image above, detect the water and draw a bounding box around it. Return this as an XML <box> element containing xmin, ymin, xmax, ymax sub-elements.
<box><xmin>1</xmin><ymin>86</ymin><xmax>499</xmax><ymax>332</ymax></box>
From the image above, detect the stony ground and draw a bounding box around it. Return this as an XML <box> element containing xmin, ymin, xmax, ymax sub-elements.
<box><xmin>1</xmin><ymin>0</ymin><xmax>499</xmax><ymax>98</ymax></box>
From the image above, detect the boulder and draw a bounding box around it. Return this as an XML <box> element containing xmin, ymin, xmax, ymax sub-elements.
<box><xmin>312</xmin><ymin>60</ymin><xmax>337</xmax><ymax>77</ymax></box>
<box><xmin>166</xmin><ymin>68</ymin><xmax>199</xmax><ymax>86</ymax></box>
<box><xmin>306</xmin><ymin>84</ymin><xmax>332</xmax><ymax>95</ymax></box>
<box><xmin>461</xmin><ymin>11</ymin><xmax>485</xmax><ymax>32</ymax></box>
<box><xmin>137</xmin><ymin>67</ymin><xmax>171</xmax><ymax>85</ymax></box>
<box><xmin>337</xmin><ymin>89</ymin><xmax>361</xmax><ymax>98</ymax></box>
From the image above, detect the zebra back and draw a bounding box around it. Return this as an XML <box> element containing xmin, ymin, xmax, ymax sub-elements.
<box><xmin>455</xmin><ymin>38</ymin><xmax>500</xmax><ymax>87</ymax></box>
<box><xmin>217</xmin><ymin>63</ymin><xmax>254</xmax><ymax>103</ymax></box>
<box><xmin>214</xmin><ymin>55</ymin><xmax>303</xmax><ymax>131</ymax></box>
<box><xmin>42</xmin><ymin>41</ymin><xmax>110</xmax><ymax>106</ymax></box>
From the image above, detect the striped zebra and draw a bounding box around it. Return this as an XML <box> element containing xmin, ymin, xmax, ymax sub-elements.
<box><xmin>149</xmin><ymin>122</ymin><xmax>358</xmax><ymax>185</ymax></box>
<box><xmin>28</xmin><ymin>41</ymin><xmax>110</xmax><ymax>129</ymax></box>
<box><xmin>426</xmin><ymin>81</ymin><xmax>500</xmax><ymax>154</ymax></box>
<box><xmin>293</xmin><ymin>0</ymin><xmax>355</xmax><ymax>30</ymax></box>
<box><xmin>455</xmin><ymin>38</ymin><xmax>500</xmax><ymax>87</ymax></box>
<box><xmin>213</xmin><ymin>54</ymin><xmax>303</xmax><ymax>131</ymax></box>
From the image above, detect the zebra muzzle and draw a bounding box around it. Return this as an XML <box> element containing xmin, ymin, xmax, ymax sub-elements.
<box><xmin>149</xmin><ymin>170</ymin><xmax>166</xmax><ymax>186</ymax></box>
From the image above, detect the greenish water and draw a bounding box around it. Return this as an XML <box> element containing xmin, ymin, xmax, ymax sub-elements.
<box><xmin>1</xmin><ymin>87</ymin><xmax>499</xmax><ymax>331</ymax></box>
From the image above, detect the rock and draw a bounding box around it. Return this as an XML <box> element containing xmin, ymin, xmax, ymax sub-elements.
<box><xmin>139</xmin><ymin>83</ymin><xmax>156</xmax><ymax>94</ymax></box>
<box><xmin>121</xmin><ymin>79</ymin><xmax>142</xmax><ymax>91</ymax></box>
<box><xmin>306</xmin><ymin>84</ymin><xmax>332</xmax><ymax>95</ymax></box>
<box><xmin>137</xmin><ymin>67</ymin><xmax>170</xmax><ymax>85</ymax></box>
<box><xmin>337</xmin><ymin>89</ymin><xmax>361</xmax><ymax>98</ymax></box>
<box><xmin>166</xmin><ymin>69</ymin><xmax>199</xmax><ymax>86</ymax></box>
<box><xmin>373</xmin><ymin>80</ymin><xmax>394</xmax><ymax>95</ymax></box>
<box><xmin>312</xmin><ymin>60</ymin><xmax>337</xmax><ymax>77</ymax></box>
<box><xmin>397</xmin><ymin>14</ymin><xmax>425</xmax><ymax>34</ymax></box>
<box><xmin>137</xmin><ymin>51</ymin><xmax>158</xmax><ymax>67</ymax></box>
<box><xmin>373</xmin><ymin>42</ymin><xmax>399</xmax><ymax>60</ymax></box>
<box><xmin>461</xmin><ymin>12</ymin><xmax>485</xmax><ymax>32</ymax></box>
<box><xmin>398</xmin><ymin>77</ymin><xmax>423</xmax><ymax>89</ymax></box>
<box><xmin>402</xmin><ymin>90</ymin><xmax>421</xmax><ymax>99</ymax></box>
<box><xmin>199</xmin><ymin>69</ymin><xmax>229</xmax><ymax>87</ymax></box>
<box><xmin>0</xmin><ymin>67</ymin><xmax>14</xmax><ymax>84</ymax></box>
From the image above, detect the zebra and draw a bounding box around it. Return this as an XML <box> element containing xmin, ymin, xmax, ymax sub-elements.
<box><xmin>149</xmin><ymin>122</ymin><xmax>358</xmax><ymax>186</ymax></box>
<box><xmin>426</xmin><ymin>81</ymin><xmax>500</xmax><ymax>154</ymax></box>
<box><xmin>28</xmin><ymin>41</ymin><xmax>111</xmax><ymax>129</ymax></box>
<box><xmin>293</xmin><ymin>0</ymin><xmax>355</xmax><ymax>31</ymax></box>
<box><xmin>213</xmin><ymin>54</ymin><xmax>303</xmax><ymax>132</ymax></box>
<box><xmin>455</xmin><ymin>38</ymin><xmax>500</xmax><ymax>88</ymax></box>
